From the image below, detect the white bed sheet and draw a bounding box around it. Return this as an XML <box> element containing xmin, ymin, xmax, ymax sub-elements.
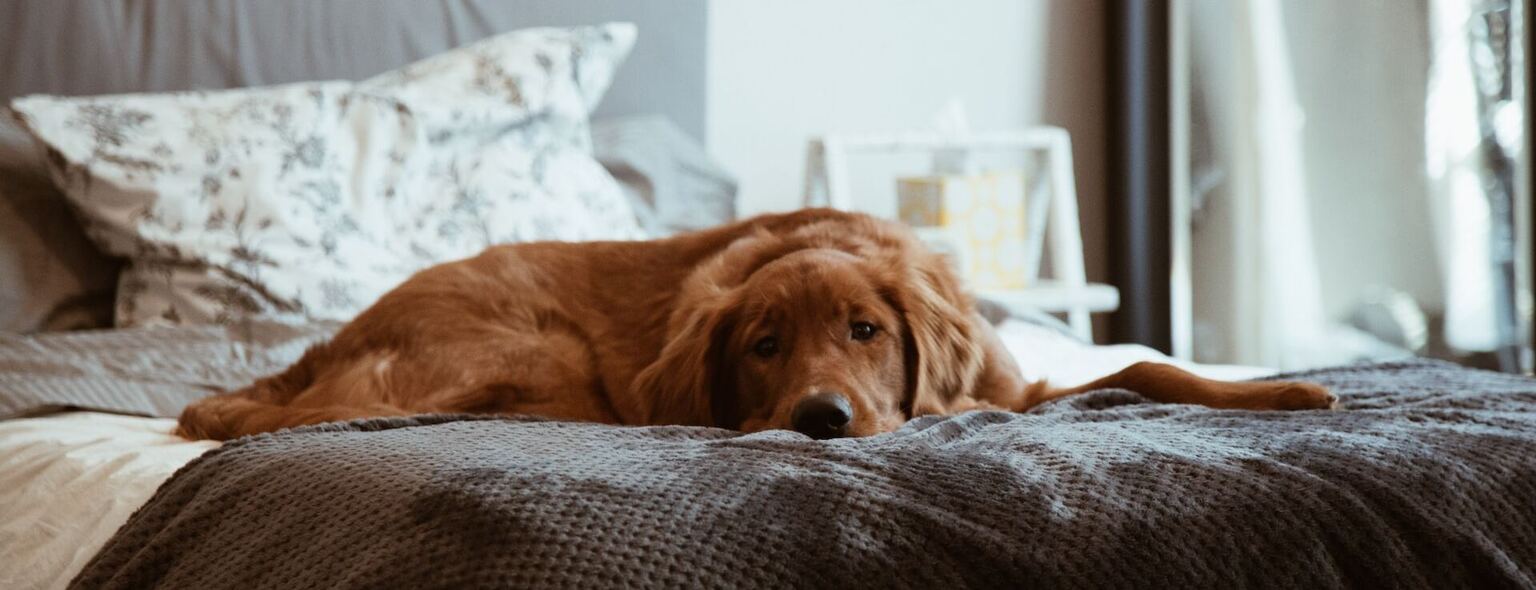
<box><xmin>0</xmin><ymin>413</ymin><xmax>218</xmax><ymax>590</ymax></box>
<box><xmin>0</xmin><ymin>319</ymin><xmax>1272</xmax><ymax>589</ymax></box>
<box><xmin>994</xmin><ymin>319</ymin><xmax>1275</xmax><ymax>386</ymax></box>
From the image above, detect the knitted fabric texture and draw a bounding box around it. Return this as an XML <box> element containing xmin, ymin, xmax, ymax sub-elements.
<box><xmin>73</xmin><ymin>360</ymin><xmax>1536</xmax><ymax>589</ymax></box>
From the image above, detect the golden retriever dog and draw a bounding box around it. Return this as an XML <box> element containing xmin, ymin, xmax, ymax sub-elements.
<box><xmin>177</xmin><ymin>208</ymin><xmax>1335</xmax><ymax>441</ymax></box>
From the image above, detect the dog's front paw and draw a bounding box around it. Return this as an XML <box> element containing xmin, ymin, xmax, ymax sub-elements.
<box><xmin>1267</xmin><ymin>381</ymin><xmax>1337</xmax><ymax>410</ymax></box>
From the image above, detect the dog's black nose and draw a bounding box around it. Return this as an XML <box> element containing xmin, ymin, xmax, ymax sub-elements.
<box><xmin>792</xmin><ymin>392</ymin><xmax>853</xmax><ymax>439</ymax></box>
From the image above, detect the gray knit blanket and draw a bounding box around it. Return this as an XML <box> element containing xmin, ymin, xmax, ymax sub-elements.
<box><xmin>73</xmin><ymin>360</ymin><xmax>1536</xmax><ymax>589</ymax></box>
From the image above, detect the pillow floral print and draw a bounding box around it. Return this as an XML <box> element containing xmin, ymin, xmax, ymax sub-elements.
<box><xmin>11</xmin><ymin>23</ymin><xmax>644</xmax><ymax>329</ymax></box>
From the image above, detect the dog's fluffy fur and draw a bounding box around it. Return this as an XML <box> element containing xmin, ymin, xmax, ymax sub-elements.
<box><xmin>177</xmin><ymin>209</ymin><xmax>1334</xmax><ymax>441</ymax></box>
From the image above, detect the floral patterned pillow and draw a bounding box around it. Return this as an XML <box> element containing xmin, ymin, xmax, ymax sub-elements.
<box><xmin>11</xmin><ymin>23</ymin><xmax>645</xmax><ymax>329</ymax></box>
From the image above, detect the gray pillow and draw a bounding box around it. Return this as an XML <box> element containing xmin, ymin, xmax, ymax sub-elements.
<box><xmin>592</xmin><ymin>115</ymin><xmax>736</xmax><ymax>235</ymax></box>
<box><xmin>975</xmin><ymin>296</ymin><xmax>1086</xmax><ymax>343</ymax></box>
<box><xmin>0</xmin><ymin>114</ymin><xmax>119</xmax><ymax>332</ymax></box>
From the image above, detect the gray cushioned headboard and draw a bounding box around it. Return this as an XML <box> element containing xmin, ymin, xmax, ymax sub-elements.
<box><xmin>0</xmin><ymin>0</ymin><xmax>707</xmax><ymax>333</ymax></box>
<box><xmin>0</xmin><ymin>0</ymin><xmax>705</xmax><ymax>139</ymax></box>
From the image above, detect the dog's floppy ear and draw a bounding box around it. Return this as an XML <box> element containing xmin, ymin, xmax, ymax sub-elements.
<box><xmin>631</xmin><ymin>297</ymin><xmax>738</xmax><ymax>427</ymax></box>
<box><xmin>881</xmin><ymin>249</ymin><xmax>985</xmax><ymax>417</ymax></box>
<box><xmin>629</xmin><ymin>228</ymin><xmax>798</xmax><ymax>426</ymax></box>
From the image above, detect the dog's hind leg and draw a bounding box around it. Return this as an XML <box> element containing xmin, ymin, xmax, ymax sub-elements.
<box><xmin>176</xmin><ymin>390</ymin><xmax>408</xmax><ymax>441</ymax></box>
<box><xmin>410</xmin><ymin>329</ymin><xmax>621</xmax><ymax>424</ymax></box>
<box><xmin>177</xmin><ymin>349</ymin><xmax>409</xmax><ymax>441</ymax></box>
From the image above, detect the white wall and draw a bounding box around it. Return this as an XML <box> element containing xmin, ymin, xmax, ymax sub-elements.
<box><xmin>705</xmin><ymin>0</ymin><xmax>1110</xmax><ymax>298</ymax></box>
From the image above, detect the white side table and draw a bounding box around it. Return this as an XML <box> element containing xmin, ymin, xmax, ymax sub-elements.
<box><xmin>803</xmin><ymin>127</ymin><xmax>1118</xmax><ymax>342</ymax></box>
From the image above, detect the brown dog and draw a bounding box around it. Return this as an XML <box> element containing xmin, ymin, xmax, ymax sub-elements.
<box><xmin>176</xmin><ymin>208</ymin><xmax>1334</xmax><ymax>441</ymax></box>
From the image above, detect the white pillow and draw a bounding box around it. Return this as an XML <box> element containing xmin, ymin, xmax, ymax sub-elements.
<box><xmin>12</xmin><ymin>23</ymin><xmax>645</xmax><ymax>329</ymax></box>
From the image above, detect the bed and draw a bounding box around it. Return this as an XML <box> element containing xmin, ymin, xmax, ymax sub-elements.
<box><xmin>0</xmin><ymin>319</ymin><xmax>1272</xmax><ymax>588</ymax></box>
<box><xmin>2</xmin><ymin>2</ymin><xmax>1535</xmax><ymax>589</ymax></box>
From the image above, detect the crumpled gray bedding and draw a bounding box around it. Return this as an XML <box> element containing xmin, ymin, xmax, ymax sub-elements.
<box><xmin>73</xmin><ymin>360</ymin><xmax>1536</xmax><ymax>589</ymax></box>
<box><xmin>0</xmin><ymin>322</ymin><xmax>336</xmax><ymax>419</ymax></box>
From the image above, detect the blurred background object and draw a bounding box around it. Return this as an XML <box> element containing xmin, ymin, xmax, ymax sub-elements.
<box><xmin>1173</xmin><ymin>0</ymin><xmax>1532</xmax><ymax>373</ymax></box>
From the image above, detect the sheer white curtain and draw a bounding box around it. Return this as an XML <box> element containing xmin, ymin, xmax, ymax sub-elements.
<box><xmin>1189</xmin><ymin>0</ymin><xmax>1330</xmax><ymax>370</ymax></box>
<box><xmin>1426</xmin><ymin>0</ymin><xmax>1499</xmax><ymax>354</ymax></box>
<box><xmin>1188</xmin><ymin>0</ymin><xmax>1516</xmax><ymax>370</ymax></box>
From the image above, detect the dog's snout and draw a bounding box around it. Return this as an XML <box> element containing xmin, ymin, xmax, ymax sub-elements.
<box><xmin>791</xmin><ymin>392</ymin><xmax>853</xmax><ymax>440</ymax></box>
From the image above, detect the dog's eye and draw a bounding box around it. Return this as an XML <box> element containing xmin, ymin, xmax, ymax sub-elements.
<box><xmin>752</xmin><ymin>336</ymin><xmax>779</xmax><ymax>358</ymax></box>
<box><xmin>850</xmin><ymin>322</ymin><xmax>879</xmax><ymax>341</ymax></box>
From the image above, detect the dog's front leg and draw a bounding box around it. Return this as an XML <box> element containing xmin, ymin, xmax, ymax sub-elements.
<box><xmin>1019</xmin><ymin>361</ymin><xmax>1336</xmax><ymax>412</ymax></box>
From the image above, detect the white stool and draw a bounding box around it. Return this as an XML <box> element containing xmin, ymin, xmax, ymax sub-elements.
<box><xmin>802</xmin><ymin>127</ymin><xmax>1118</xmax><ymax>342</ymax></box>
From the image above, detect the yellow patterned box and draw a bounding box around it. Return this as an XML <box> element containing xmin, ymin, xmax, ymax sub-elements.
<box><xmin>896</xmin><ymin>172</ymin><xmax>1028</xmax><ymax>289</ymax></box>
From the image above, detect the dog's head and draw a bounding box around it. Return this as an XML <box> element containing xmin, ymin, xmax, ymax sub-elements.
<box><xmin>632</xmin><ymin>217</ymin><xmax>984</xmax><ymax>438</ymax></box>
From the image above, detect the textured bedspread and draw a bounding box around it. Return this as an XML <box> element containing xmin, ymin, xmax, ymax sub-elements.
<box><xmin>74</xmin><ymin>361</ymin><xmax>1536</xmax><ymax>589</ymax></box>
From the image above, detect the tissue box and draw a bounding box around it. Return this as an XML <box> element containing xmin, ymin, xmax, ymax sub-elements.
<box><xmin>896</xmin><ymin>172</ymin><xmax>1028</xmax><ymax>289</ymax></box>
